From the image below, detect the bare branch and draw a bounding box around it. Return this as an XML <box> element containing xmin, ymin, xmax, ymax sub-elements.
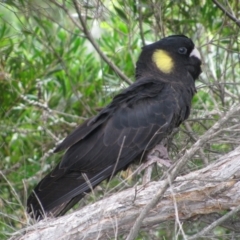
<box><xmin>10</xmin><ymin>145</ymin><xmax>240</xmax><ymax>240</ymax></box>
<box><xmin>188</xmin><ymin>204</ymin><xmax>240</xmax><ymax>240</ymax></box>
<box><xmin>200</xmin><ymin>213</ymin><xmax>240</xmax><ymax>232</ymax></box>
<box><xmin>137</xmin><ymin>2</ymin><xmax>146</xmax><ymax>46</ymax></box>
<box><xmin>126</xmin><ymin>103</ymin><xmax>240</xmax><ymax>240</ymax></box>
<box><xmin>0</xmin><ymin>163</ymin><xmax>20</xmax><ymax>180</ymax></box>
<box><xmin>212</xmin><ymin>0</ymin><xmax>240</xmax><ymax>28</ymax></box>
<box><xmin>50</xmin><ymin>0</ymin><xmax>132</xmax><ymax>85</ymax></box>
<box><xmin>184</xmin><ymin>121</ymin><xmax>209</xmax><ymax>165</ymax></box>
<box><xmin>72</xmin><ymin>0</ymin><xmax>132</xmax><ymax>85</ymax></box>
<box><xmin>19</xmin><ymin>93</ymin><xmax>84</xmax><ymax>121</ymax></box>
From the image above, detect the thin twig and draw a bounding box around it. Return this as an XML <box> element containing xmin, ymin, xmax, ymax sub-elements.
<box><xmin>20</xmin><ymin>93</ymin><xmax>85</xmax><ymax>123</ymax></box>
<box><xmin>69</xmin><ymin>0</ymin><xmax>132</xmax><ymax>85</ymax></box>
<box><xmin>184</xmin><ymin>121</ymin><xmax>209</xmax><ymax>165</ymax></box>
<box><xmin>188</xmin><ymin>204</ymin><xmax>240</xmax><ymax>239</ymax></box>
<box><xmin>0</xmin><ymin>163</ymin><xmax>21</xmax><ymax>180</ymax></box>
<box><xmin>168</xmin><ymin>175</ymin><xmax>188</xmax><ymax>240</ymax></box>
<box><xmin>200</xmin><ymin>213</ymin><xmax>240</xmax><ymax>233</ymax></box>
<box><xmin>137</xmin><ymin>2</ymin><xmax>146</xmax><ymax>46</ymax></box>
<box><xmin>212</xmin><ymin>0</ymin><xmax>240</xmax><ymax>27</ymax></box>
<box><xmin>19</xmin><ymin>94</ymin><xmax>51</xmax><ymax>113</ymax></box>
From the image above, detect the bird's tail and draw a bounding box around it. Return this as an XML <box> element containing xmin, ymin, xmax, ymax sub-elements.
<box><xmin>27</xmin><ymin>165</ymin><xmax>115</xmax><ymax>220</ymax></box>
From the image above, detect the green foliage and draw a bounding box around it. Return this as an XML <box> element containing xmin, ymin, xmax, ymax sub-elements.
<box><xmin>0</xmin><ymin>0</ymin><xmax>240</xmax><ymax>239</ymax></box>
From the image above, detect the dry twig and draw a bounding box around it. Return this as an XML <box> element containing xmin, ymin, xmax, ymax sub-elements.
<box><xmin>212</xmin><ymin>0</ymin><xmax>240</xmax><ymax>28</ymax></box>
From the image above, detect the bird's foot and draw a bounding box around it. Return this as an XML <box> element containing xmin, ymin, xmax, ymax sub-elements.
<box><xmin>138</xmin><ymin>144</ymin><xmax>172</xmax><ymax>184</ymax></box>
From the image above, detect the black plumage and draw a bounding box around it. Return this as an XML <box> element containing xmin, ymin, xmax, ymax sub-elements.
<box><xmin>27</xmin><ymin>35</ymin><xmax>202</xmax><ymax>219</ymax></box>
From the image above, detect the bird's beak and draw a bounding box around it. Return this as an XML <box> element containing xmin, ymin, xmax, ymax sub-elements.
<box><xmin>190</xmin><ymin>47</ymin><xmax>201</xmax><ymax>61</ymax></box>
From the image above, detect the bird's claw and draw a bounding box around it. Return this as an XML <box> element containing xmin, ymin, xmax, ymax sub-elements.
<box><xmin>138</xmin><ymin>143</ymin><xmax>172</xmax><ymax>184</ymax></box>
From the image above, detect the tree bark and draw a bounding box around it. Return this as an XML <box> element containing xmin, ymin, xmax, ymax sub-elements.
<box><xmin>10</xmin><ymin>146</ymin><xmax>240</xmax><ymax>240</ymax></box>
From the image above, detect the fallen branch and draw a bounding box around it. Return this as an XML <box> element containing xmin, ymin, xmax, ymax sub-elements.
<box><xmin>10</xmin><ymin>145</ymin><xmax>240</xmax><ymax>240</ymax></box>
<box><xmin>126</xmin><ymin>103</ymin><xmax>240</xmax><ymax>240</ymax></box>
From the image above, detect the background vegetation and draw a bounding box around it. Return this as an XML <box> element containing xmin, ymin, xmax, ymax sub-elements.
<box><xmin>1</xmin><ymin>0</ymin><xmax>240</xmax><ymax>239</ymax></box>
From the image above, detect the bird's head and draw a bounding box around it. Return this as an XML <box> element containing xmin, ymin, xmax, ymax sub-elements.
<box><xmin>135</xmin><ymin>35</ymin><xmax>202</xmax><ymax>81</ymax></box>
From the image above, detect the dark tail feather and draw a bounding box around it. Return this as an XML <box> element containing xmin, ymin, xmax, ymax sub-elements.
<box><xmin>27</xmin><ymin>165</ymin><xmax>115</xmax><ymax>220</ymax></box>
<box><xmin>55</xmin><ymin>194</ymin><xmax>85</xmax><ymax>217</ymax></box>
<box><xmin>27</xmin><ymin>189</ymin><xmax>86</xmax><ymax>220</ymax></box>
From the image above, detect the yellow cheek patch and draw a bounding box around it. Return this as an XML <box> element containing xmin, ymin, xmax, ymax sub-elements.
<box><xmin>152</xmin><ymin>50</ymin><xmax>174</xmax><ymax>74</ymax></box>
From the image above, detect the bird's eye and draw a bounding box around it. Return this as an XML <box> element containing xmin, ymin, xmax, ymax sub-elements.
<box><xmin>178</xmin><ymin>47</ymin><xmax>188</xmax><ymax>55</ymax></box>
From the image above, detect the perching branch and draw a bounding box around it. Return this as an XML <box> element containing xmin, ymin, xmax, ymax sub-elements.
<box><xmin>126</xmin><ymin>103</ymin><xmax>240</xmax><ymax>240</ymax></box>
<box><xmin>10</xmin><ymin>145</ymin><xmax>240</xmax><ymax>240</ymax></box>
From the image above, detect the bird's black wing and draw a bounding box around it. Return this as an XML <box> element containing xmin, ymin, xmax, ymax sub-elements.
<box><xmin>27</xmin><ymin>77</ymin><xmax>189</xmax><ymax>218</ymax></box>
